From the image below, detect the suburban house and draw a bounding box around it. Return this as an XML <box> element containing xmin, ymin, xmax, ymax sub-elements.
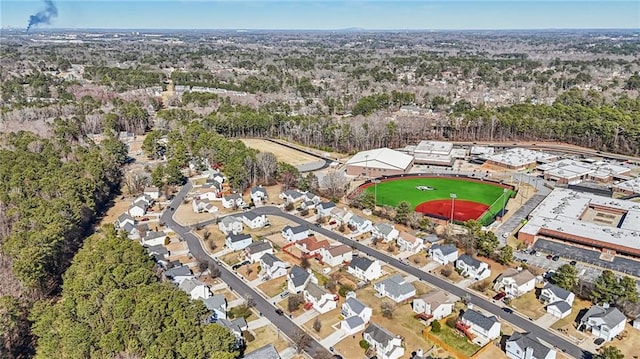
<box><xmin>578</xmin><ymin>304</ymin><xmax>626</xmax><ymax>341</ymax></box>
<box><xmin>222</xmin><ymin>194</ymin><xmax>245</xmax><ymax>209</ymax></box>
<box><xmin>349</xmin><ymin>215</ymin><xmax>373</xmax><ymax>234</ymax></box>
<box><xmin>374</xmin><ymin>274</ymin><xmax>416</xmax><ymax>303</ymax></box>
<box><xmin>428</xmin><ymin>244</ymin><xmax>458</xmax><ymax>265</ymax></box>
<box><xmin>243</xmin><ymin>344</ymin><xmax>281</xmax><ymax>359</ymax></box>
<box><xmin>317</xmin><ymin>201</ymin><xmax>337</xmax><ymax>217</ymax></box>
<box><xmin>287</xmin><ymin>265</ymin><xmax>313</xmax><ymax>294</ymax></box>
<box><xmin>296</xmin><ymin>235</ymin><xmax>330</xmax><ymax>256</ymax></box>
<box><xmin>458</xmin><ymin>308</ymin><xmax>501</xmax><ymax>346</ymax></box>
<box><xmin>455</xmin><ymin>255</ymin><xmax>491</xmax><ymax>281</ymax></box>
<box><xmin>303</xmin><ymin>191</ymin><xmax>321</xmax><ymax>205</ymax></box>
<box><xmin>192</xmin><ymin>198</ymin><xmax>219</xmax><ymax>214</ymax></box>
<box><xmin>202</xmin><ymin>293</ymin><xmax>227</xmax><ymax>321</ymax></box>
<box><xmin>218</xmin><ymin>216</ymin><xmax>243</xmax><ymax>235</ymax></box>
<box><xmin>319</xmin><ymin>244</ymin><xmax>353</xmax><ymax>267</ymax></box>
<box><xmin>348</xmin><ymin>257</ymin><xmax>383</xmax><ymax>282</ymax></box>
<box><xmin>218</xmin><ymin>318</ymin><xmax>248</xmax><ymax>349</ymax></box>
<box><xmin>178</xmin><ymin>278</ymin><xmax>211</xmax><ymax>300</ymax></box>
<box><xmin>241</xmin><ymin>212</ymin><xmax>268</xmax><ymax>229</ymax></box>
<box><xmin>280</xmin><ymin>190</ymin><xmax>305</xmax><ymax>204</ymax></box>
<box><xmin>225</xmin><ymin>233</ymin><xmax>253</xmax><ymax>251</ymax></box>
<box><xmin>250</xmin><ymin>186</ymin><xmax>268</xmax><ymax>203</ymax></box>
<box><xmin>259</xmin><ymin>253</ymin><xmax>290</xmax><ymax>279</ymax></box>
<box><xmin>303</xmin><ymin>282</ymin><xmax>337</xmax><ymax>314</ymax></box>
<box><xmin>146</xmin><ymin>244</ymin><xmax>169</xmax><ymax>266</ymax></box>
<box><xmin>397</xmin><ymin>232</ymin><xmax>423</xmax><ymax>253</ymax></box>
<box><xmin>128</xmin><ymin>202</ymin><xmax>147</xmax><ymax>217</ymax></box>
<box><xmin>115</xmin><ymin>213</ymin><xmax>135</xmax><ymax>231</ymax></box>
<box><xmin>372</xmin><ymin>222</ymin><xmax>400</xmax><ymax>242</ymax></box>
<box><xmin>341</xmin><ymin>294</ymin><xmax>373</xmax><ymax>335</ymax></box>
<box><xmin>140</xmin><ymin>231</ymin><xmax>168</xmax><ymax>247</ymax></box>
<box><xmin>493</xmin><ymin>268</ymin><xmax>536</xmax><ymax>298</ymax></box>
<box><xmin>144</xmin><ymin>186</ymin><xmax>160</xmax><ymax>200</ymax></box>
<box><xmin>363</xmin><ymin>323</ymin><xmax>405</xmax><ymax>359</ymax></box>
<box><xmin>198</xmin><ymin>191</ymin><xmax>219</xmax><ymax>201</ymax></box>
<box><xmin>281</xmin><ymin>224</ymin><xmax>310</xmax><ymax>242</ymax></box>
<box><xmin>244</xmin><ymin>241</ymin><xmax>274</xmax><ymax>263</ymax></box>
<box><xmin>330</xmin><ymin>207</ymin><xmax>353</xmax><ymax>224</ymax></box>
<box><xmin>540</xmin><ymin>283</ymin><xmax>575</xmax><ymax>319</ymax></box>
<box><xmin>300</xmin><ymin>199</ymin><xmax>317</xmax><ymax>211</ymax></box>
<box><xmin>506</xmin><ymin>332</ymin><xmax>557</xmax><ymax>359</ymax></box>
<box><xmin>412</xmin><ymin>290</ymin><xmax>456</xmax><ymax>320</ymax></box>
<box><xmin>164</xmin><ymin>265</ymin><xmax>194</xmax><ymax>285</ymax></box>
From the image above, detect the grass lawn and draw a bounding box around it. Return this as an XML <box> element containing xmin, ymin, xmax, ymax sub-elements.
<box><xmin>408</xmin><ymin>251</ymin><xmax>429</xmax><ymax>267</ymax></box>
<box><xmin>257</xmin><ymin>277</ymin><xmax>287</xmax><ymax>298</ymax></box>
<box><xmin>430</xmin><ymin>324</ymin><xmax>481</xmax><ymax>357</ymax></box>
<box><xmin>221</xmin><ymin>251</ymin><xmax>243</xmax><ymax>266</ymax></box>
<box><xmin>509</xmin><ymin>291</ymin><xmax>545</xmax><ymax>320</ymax></box>
<box><xmin>244</xmin><ymin>326</ymin><xmax>291</xmax><ymax>353</ymax></box>
<box><xmin>605</xmin><ymin>325</ymin><xmax>640</xmax><ymax>359</ymax></box>
<box><xmin>551</xmin><ymin>298</ymin><xmax>592</xmax><ymax>331</ymax></box>
<box><xmin>303</xmin><ymin>309</ymin><xmax>342</xmax><ymax>340</ymax></box>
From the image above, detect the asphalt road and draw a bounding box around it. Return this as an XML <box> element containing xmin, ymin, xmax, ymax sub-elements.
<box><xmin>161</xmin><ymin>183</ymin><xmax>331</xmax><ymax>358</ymax></box>
<box><xmin>245</xmin><ymin>206</ymin><xmax>592</xmax><ymax>359</ymax></box>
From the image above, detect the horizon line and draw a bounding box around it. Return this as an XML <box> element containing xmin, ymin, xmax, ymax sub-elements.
<box><xmin>4</xmin><ymin>27</ymin><xmax>640</xmax><ymax>32</ymax></box>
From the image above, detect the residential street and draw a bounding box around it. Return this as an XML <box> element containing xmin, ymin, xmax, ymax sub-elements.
<box><xmin>161</xmin><ymin>182</ymin><xmax>331</xmax><ymax>359</ymax></box>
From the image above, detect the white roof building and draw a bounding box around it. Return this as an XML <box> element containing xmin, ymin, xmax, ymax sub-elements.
<box><xmin>614</xmin><ymin>176</ymin><xmax>640</xmax><ymax>195</ymax></box>
<box><xmin>538</xmin><ymin>159</ymin><xmax>630</xmax><ymax>184</ymax></box>
<box><xmin>485</xmin><ymin>148</ymin><xmax>557</xmax><ymax>170</ymax></box>
<box><xmin>345</xmin><ymin>148</ymin><xmax>414</xmax><ymax>177</ymax></box>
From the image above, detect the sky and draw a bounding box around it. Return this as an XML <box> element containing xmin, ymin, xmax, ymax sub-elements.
<box><xmin>1</xmin><ymin>0</ymin><xmax>639</xmax><ymax>30</ymax></box>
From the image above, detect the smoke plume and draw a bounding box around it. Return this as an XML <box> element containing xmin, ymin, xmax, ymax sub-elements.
<box><xmin>27</xmin><ymin>0</ymin><xmax>58</xmax><ymax>32</ymax></box>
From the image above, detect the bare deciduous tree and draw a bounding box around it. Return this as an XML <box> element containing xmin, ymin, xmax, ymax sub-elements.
<box><xmin>292</xmin><ymin>330</ymin><xmax>311</xmax><ymax>354</ymax></box>
<box><xmin>381</xmin><ymin>301</ymin><xmax>394</xmax><ymax>319</ymax></box>
<box><xmin>321</xmin><ymin>170</ymin><xmax>350</xmax><ymax>199</ymax></box>
<box><xmin>256</xmin><ymin>152</ymin><xmax>278</xmax><ymax>185</ymax></box>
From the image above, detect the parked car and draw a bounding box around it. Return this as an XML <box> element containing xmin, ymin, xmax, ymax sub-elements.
<box><xmin>546</xmin><ymin>254</ymin><xmax>553</xmax><ymax>260</ymax></box>
<box><xmin>494</xmin><ymin>292</ymin><xmax>507</xmax><ymax>301</ymax></box>
<box><xmin>502</xmin><ymin>307</ymin><xmax>514</xmax><ymax>314</ymax></box>
<box><xmin>280</xmin><ymin>291</ymin><xmax>290</xmax><ymax>299</ymax></box>
<box><xmin>552</xmin><ymin>255</ymin><xmax>560</xmax><ymax>261</ymax></box>
<box><xmin>275</xmin><ymin>308</ymin><xmax>284</xmax><ymax>315</ymax></box>
<box><xmin>141</xmin><ymin>217</ymin><xmax>150</xmax><ymax>222</ymax></box>
<box><xmin>529</xmin><ymin>250</ymin><xmax>536</xmax><ymax>255</ymax></box>
<box><xmin>570</xmin><ymin>260</ymin><xmax>577</xmax><ymax>266</ymax></box>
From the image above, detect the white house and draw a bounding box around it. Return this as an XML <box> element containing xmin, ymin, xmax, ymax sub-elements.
<box><xmin>198</xmin><ymin>191</ymin><xmax>220</xmax><ymax>201</ymax></box>
<box><xmin>115</xmin><ymin>213</ymin><xmax>135</xmax><ymax>231</ymax></box>
<box><xmin>428</xmin><ymin>244</ymin><xmax>458</xmax><ymax>265</ymax></box>
<box><xmin>578</xmin><ymin>304</ymin><xmax>626</xmax><ymax>341</ymax></box>
<box><xmin>320</xmin><ymin>245</ymin><xmax>353</xmax><ymax>267</ymax></box>
<box><xmin>222</xmin><ymin>194</ymin><xmax>244</xmax><ymax>209</ymax></box>
<box><xmin>134</xmin><ymin>194</ymin><xmax>154</xmax><ymax>208</ymax></box>
<box><xmin>349</xmin><ymin>215</ymin><xmax>373</xmax><ymax>234</ymax></box>
<box><xmin>363</xmin><ymin>323</ymin><xmax>405</xmax><ymax>359</ymax></box>
<box><xmin>218</xmin><ymin>216</ymin><xmax>243</xmax><ymax>235</ymax></box>
<box><xmin>330</xmin><ymin>207</ymin><xmax>353</xmax><ymax>224</ymax></box>
<box><xmin>241</xmin><ymin>212</ymin><xmax>268</xmax><ymax>229</ymax></box>
<box><xmin>300</xmin><ymin>200</ymin><xmax>317</xmax><ymax>211</ymax></box>
<box><xmin>281</xmin><ymin>224</ymin><xmax>309</xmax><ymax>242</ymax></box>
<box><xmin>141</xmin><ymin>231</ymin><xmax>168</xmax><ymax>247</ymax></box>
<box><xmin>202</xmin><ymin>294</ymin><xmax>227</xmax><ymax>321</ymax></box>
<box><xmin>279</xmin><ymin>190</ymin><xmax>305</xmax><ymax>204</ymax></box>
<box><xmin>164</xmin><ymin>265</ymin><xmax>194</xmax><ymax>285</ymax></box>
<box><xmin>412</xmin><ymin>290</ymin><xmax>456</xmax><ymax>320</ymax></box>
<box><xmin>178</xmin><ymin>278</ymin><xmax>211</xmax><ymax>300</ymax></box>
<box><xmin>493</xmin><ymin>268</ymin><xmax>536</xmax><ymax>298</ymax></box>
<box><xmin>128</xmin><ymin>203</ymin><xmax>147</xmax><ymax>217</ymax></box>
<box><xmin>455</xmin><ymin>255</ymin><xmax>491</xmax><ymax>281</ymax></box>
<box><xmin>192</xmin><ymin>198</ymin><xmax>219</xmax><ymax>214</ymax></box>
<box><xmin>375</xmin><ymin>274</ymin><xmax>416</xmax><ymax>303</ymax></box>
<box><xmin>144</xmin><ymin>187</ymin><xmax>160</xmax><ymax>200</ymax></box>
<box><xmin>396</xmin><ymin>232</ymin><xmax>423</xmax><ymax>253</ymax></box>
<box><xmin>348</xmin><ymin>257</ymin><xmax>383</xmax><ymax>282</ymax></box>
<box><xmin>244</xmin><ymin>241</ymin><xmax>273</xmax><ymax>263</ymax></box>
<box><xmin>225</xmin><ymin>233</ymin><xmax>252</xmax><ymax>251</ymax></box>
<box><xmin>243</xmin><ymin>344</ymin><xmax>281</xmax><ymax>359</ymax></box>
<box><xmin>250</xmin><ymin>186</ymin><xmax>268</xmax><ymax>203</ymax></box>
<box><xmin>304</xmin><ymin>282</ymin><xmax>337</xmax><ymax>314</ymax></box>
<box><xmin>259</xmin><ymin>253</ymin><xmax>289</xmax><ymax>279</ymax></box>
<box><xmin>540</xmin><ymin>283</ymin><xmax>575</xmax><ymax>319</ymax></box>
<box><xmin>341</xmin><ymin>295</ymin><xmax>373</xmax><ymax>335</ymax></box>
<box><xmin>506</xmin><ymin>332</ymin><xmax>557</xmax><ymax>359</ymax></box>
<box><xmin>287</xmin><ymin>265</ymin><xmax>313</xmax><ymax>294</ymax></box>
<box><xmin>317</xmin><ymin>201</ymin><xmax>337</xmax><ymax>217</ymax></box>
<box><xmin>372</xmin><ymin>223</ymin><xmax>400</xmax><ymax>243</ymax></box>
<box><xmin>459</xmin><ymin>309</ymin><xmax>501</xmax><ymax>346</ymax></box>
<box><xmin>303</xmin><ymin>191</ymin><xmax>321</xmax><ymax>205</ymax></box>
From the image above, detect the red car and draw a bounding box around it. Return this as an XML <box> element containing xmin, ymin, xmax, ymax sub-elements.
<box><xmin>140</xmin><ymin>217</ymin><xmax>150</xmax><ymax>222</ymax></box>
<box><xmin>493</xmin><ymin>292</ymin><xmax>507</xmax><ymax>301</ymax></box>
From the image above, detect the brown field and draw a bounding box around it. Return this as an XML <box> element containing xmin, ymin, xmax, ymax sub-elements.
<box><xmin>241</xmin><ymin>139</ymin><xmax>319</xmax><ymax>166</ymax></box>
<box><xmin>238</xmin><ymin>262</ymin><xmax>260</xmax><ymax>281</ymax></box>
<box><xmin>98</xmin><ymin>195</ymin><xmax>133</xmax><ymax>227</ymax></box>
<box><xmin>257</xmin><ymin>277</ymin><xmax>287</xmax><ymax>298</ymax></box>
<box><xmin>244</xmin><ymin>325</ymin><xmax>291</xmax><ymax>354</ymax></box>
<box><xmin>509</xmin><ymin>291</ymin><xmax>546</xmax><ymax>320</ymax></box>
<box><xmin>408</xmin><ymin>251</ymin><xmax>429</xmax><ymax>267</ymax></box>
<box><xmin>194</xmin><ymin>224</ymin><xmax>226</xmax><ymax>254</ymax></box>
<box><xmin>605</xmin><ymin>325</ymin><xmax>640</xmax><ymax>359</ymax></box>
<box><xmin>303</xmin><ymin>309</ymin><xmax>342</xmax><ymax>340</ymax></box>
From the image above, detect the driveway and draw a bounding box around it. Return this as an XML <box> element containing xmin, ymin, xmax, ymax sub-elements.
<box><xmin>534</xmin><ymin>313</ymin><xmax>559</xmax><ymax>329</ymax></box>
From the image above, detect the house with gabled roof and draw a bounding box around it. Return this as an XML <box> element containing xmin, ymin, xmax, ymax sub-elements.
<box><xmin>225</xmin><ymin>233</ymin><xmax>252</xmax><ymax>251</ymax></box>
<box><xmin>412</xmin><ymin>290</ymin><xmax>456</xmax><ymax>320</ymax></box>
<box><xmin>259</xmin><ymin>253</ymin><xmax>289</xmax><ymax>279</ymax></box>
<box><xmin>348</xmin><ymin>257</ymin><xmax>383</xmax><ymax>282</ymax></box>
<box><xmin>362</xmin><ymin>323</ymin><xmax>405</xmax><ymax>359</ymax></box>
<box><xmin>144</xmin><ymin>186</ymin><xmax>160</xmax><ymax>200</ymax></box>
<box><xmin>330</xmin><ymin>207</ymin><xmax>353</xmax><ymax>224</ymax></box>
<box><xmin>128</xmin><ymin>202</ymin><xmax>147</xmax><ymax>217</ymax></box>
<box><xmin>218</xmin><ymin>216</ymin><xmax>243</xmax><ymax>235</ymax></box>
<box><xmin>244</xmin><ymin>240</ymin><xmax>273</xmax><ymax>263</ymax></box>
<box><xmin>115</xmin><ymin>213</ymin><xmax>135</xmax><ymax>231</ymax></box>
<box><xmin>303</xmin><ymin>191</ymin><xmax>321</xmax><ymax>205</ymax></box>
<box><xmin>373</xmin><ymin>222</ymin><xmax>400</xmax><ymax>243</ymax></box>
<box><xmin>296</xmin><ymin>234</ymin><xmax>330</xmax><ymax>256</ymax></box>
<box><xmin>250</xmin><ymin>186</ymin><xmax>268</xmax><ymax>203</ymax></box>
<box><xmin>397</xmin><ymin>232</ymin><xmax>424</xmax><ymax>253</ymax></box>
<box><xmin>141</xmin><ymin>231</ymin><xmax>168</xmax><ymax>247</ymax></box>
<box><xmin>320</xmin><ymin>244</ymin><xmax>353</xmax><ymax>267</ymax></box>
<box><xmin>458</xmin><ymin>308</ymin><xmax>501</xmax><ymax>346</ymax></box>
<box><xmin>317</xmin><ymin>201</ymin><xmax>337</xmax><ymax>217</ymax></box>
<box><xmin>222</xmin><ymin>193</ymin><xmax>244</xmax><ymax>209</ymax></box>
<box><xmin>287</xmin><ymin>265</ymin><xmax>312</xmax><ymax>294</ymax></box>
<box><xmin>192</xmin><ymin>198</ymin><xmax>219</xmax><ymax>214</ymax></box>
<box><xmin>164</xmin><ymin>265</ymin><xmax>194</xmax><ymax>285</ymax></box>
<box><xmin>349</xmin><ymin>215</ymin><xmax>373</xmax><ymax>234</ymax></box>
<box><xmin>428</xmin><ymin>244</ymin><xmax>458</xmax><ymax>265</ymax></box>
<box><xmin>540</xmin><ymin>283</ymin><xmax>575</xmax><ymax>319</ymax></box>
<box><xmin>178</xmin><ymin>278</ymin><xmax>211</xmax><ymax>300</ymax></box>
<box><xmin>506</xmin><ymin>332</ymin><xmax>557</xmax><ymax>359</ymax></box>
<box><xmin>281</xmin><ymin>224</ymin><xmax>309</xmax><ymax>242</ymax></box>
<box><xmin>241</xmin><ymin>211</ymin><xmax>268</xmax><ymax>229</ymax></box>
<box><xmin>494</xmin><ymin>268</ymin><xmax>535</xmax><ymax>298</ymax></box>
<box><xmin>374</xmin><ymin>274</ymin><xmax>416</xmax><ymax>303</ymax></box>
<box><xmin>217</xmin><ymin>317</ymin><xmax>247</xmax><ymax>350</ymax></box>
<box><xmin>455</xmin><ymin>255</ymin><xmax>491</xmax><ymax>281</ymax></box>
<box><xmin>243</xmin><ymin>344</ymin><xmax>281</xmax><ymax>359</ymax></box>
<box><xmin>279</xmin><ymin>189</ymin><xmax>305</xmax><ymax>204</ymax></box>
<box><xmin>202</xmin><ymin>294</ymin><xmax>227</xmax><ymax>321</ymax></box>
<box><xmin>304</xmin><ymin>282</ymin><xmax>337</xmax><ymax>314</ymax></box>
<box><xmin>341</xmin><ymin>295</ymin><xmax>372</xmax><ymax>334</ymax></box>
<box><xmin>578</xmin><ymin>304</ymin><xmax>626</xmax><ymax>341</ymax></box>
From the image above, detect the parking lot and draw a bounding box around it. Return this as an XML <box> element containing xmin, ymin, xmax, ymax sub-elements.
<box><xmin>513</xmin><ymin>246</ymin><xmax>603</xmax><ymax>283</ymax></box>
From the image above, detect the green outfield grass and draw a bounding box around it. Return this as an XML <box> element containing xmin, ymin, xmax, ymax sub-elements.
<box><xmin>363</xmin><ymin>177</ymin><xmax>515</xmax><ymax>224</ymax></box>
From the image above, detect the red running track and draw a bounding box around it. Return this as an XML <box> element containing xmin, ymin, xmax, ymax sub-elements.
<box><xmin>415</xmin><ymin>199</ymin><xmax>489</xmax><ymax>222</ymax></box>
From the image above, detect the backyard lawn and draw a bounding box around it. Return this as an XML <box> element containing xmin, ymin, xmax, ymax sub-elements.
<box><xmin>303</xmin><ymin>309</ymin><xmax>342</xmax><ymax>340</ymax></box>
<box><xmin>509</xmin><ymin>291</ymin><xmax>546</xmax><ymax>320</ymax></box>
<box><xmin>257</xmin><ymin>277</ymin><xmax>287</xmax><ymax>298</ymax></box>
<box><xmin>428</xmin><ymin>323</ymin><xmax>481</xmax><ymax>357</ymax></box>
<box><xmin>244</xmin><ymin>325</ymin><xmax>291</xmax><ymax>353</ymax></box>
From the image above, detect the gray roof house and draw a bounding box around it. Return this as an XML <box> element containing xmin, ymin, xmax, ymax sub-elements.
<box><xmin>243</xmin><ymin>344</ymin><xmax>281</xmax><ymax>359</ymax></box>
<box><xmin>244</xmin><ymin>240</ymin><xmax>273</xmax><ymax>263</ymax></box>
<box><xmin>202</xmin><ymin>294</ymin><xmax>227</xmax><ymax>321</ymax></box>
<box><xmin>505</xmin><ymin>332</ymin><xmax>556</xmax><ymax>359</ymax></box>
<box><xmin>363</xmin><ymin>323</ymin><xmax>405</xmax><ymax>359</ymax></box>
<box><xmin>374</xmin><ymin>274</ymin><xmax>416</xmax><ymax>303</ymax></box>
<box><xmin>347</xmin><ymin>256</ymin><xmax>383</xmax><ymax>282</ymax></box>
<box><xmin>287</xmin><ymin>265</ymin><xmax>311</xmax><ymax>293</ymax></box>
<box><xmin>459</xmin><ymin>309</ymin><xmax>501</xmax><ymax>345</ymax></box>
<box><xmin>579</xmin><ymin>304</ymin><xmax>626</xmax><ymax>341</ymax></box>
<box><xmin>428</xmin><ymin>243</ymin><xmax>458</xmax><ymax>265</ymax></box>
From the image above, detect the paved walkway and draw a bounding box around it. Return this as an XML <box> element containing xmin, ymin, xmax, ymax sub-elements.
<box><xmin>247</xmin><ymin>317</ymin><xmax>270</xmax><ymax>330</ymax></box>
<box><xmin>319</xmin><ymin>328</ymin><xmax>347</xmax><ymax>348</ymax></box>
<box><xmin>292</xmin><ymin>308</ymin><xmax>319</xmax><ymax>325</ymax></box>
<box><xmin>228</xmin><ymin>298</ymin><xmax>245</xmax><ymax>307</ymax></box>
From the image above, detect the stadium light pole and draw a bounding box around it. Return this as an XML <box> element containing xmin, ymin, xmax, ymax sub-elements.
<box><xmin>501</xmin><ymin>188</ymin><xmax>508</xmax><ymax>219</ymax></box>
<box><xmin>450</xmin><ymin>193</ymin><xmax>457</xmax><ymax>225</ymax></box>
<box><xmin>373</xmin><ymin>179</ymin><xmax>381</xmax><ymax>207</ymax></box>
<box><xmin>364</xmin><ymin>154</ymin><xmax>369</xmax><ymax>178</ymax></box>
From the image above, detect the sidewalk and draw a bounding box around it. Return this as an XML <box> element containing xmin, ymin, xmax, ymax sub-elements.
<box><xmin>292</xmin><ymin>308</ymin><xmax>319</xmax><ymax>325</ymax></box>
<box><xmin>319</xmin><ymin>327</ymin><xmax>347</xmax><ymax>348</ymax></box>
